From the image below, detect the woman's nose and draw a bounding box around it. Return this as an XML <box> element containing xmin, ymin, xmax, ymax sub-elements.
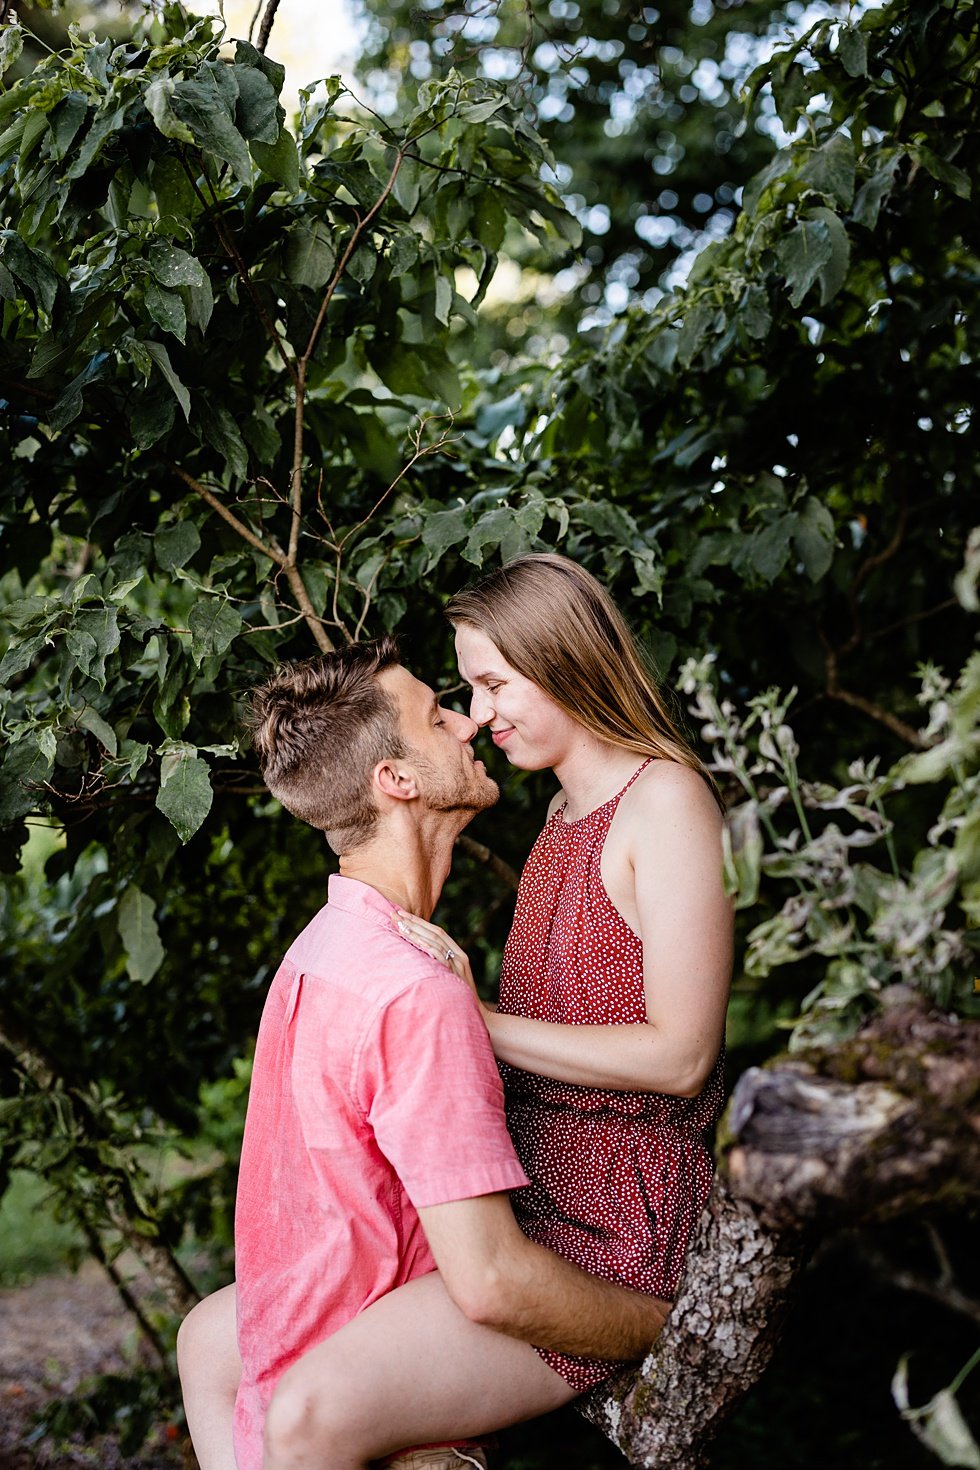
<box><xmin>469</xmin><ymin>688</ymin><xmax>493</xmax><ymax>726</ymax></box>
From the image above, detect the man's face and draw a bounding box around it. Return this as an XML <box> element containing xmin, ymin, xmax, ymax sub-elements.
<box><xmin>380</xmin><ymin>665</ymin><xmax>499</xmax><ymax>815</ymax></box>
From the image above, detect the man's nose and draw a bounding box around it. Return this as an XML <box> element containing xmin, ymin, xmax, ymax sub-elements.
<box><xmin>449</xmin><ymin>707</ymin><xmax>479</xmax><ymax>742</ymax></box>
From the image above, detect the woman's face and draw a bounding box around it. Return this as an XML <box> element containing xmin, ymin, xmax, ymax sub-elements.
<box><xmin>453</xmin><ymin>623</ymin><xmax>582</xmax><ymax>771</ymax></box>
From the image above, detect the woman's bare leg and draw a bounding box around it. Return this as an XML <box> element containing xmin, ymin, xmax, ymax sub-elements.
<box><xmin>262</xmin><ymin>1271</ymin><xmax>577</xmax><ymax>1470</ymax></box>
<box><xmin>177</xmin><ymin>1282</ymin><xmax>240</xmax><ymax>1470</ymax></box>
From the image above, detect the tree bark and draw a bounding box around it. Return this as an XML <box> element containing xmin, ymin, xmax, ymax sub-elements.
<box><xmin>581</xmin><ymin>991</ymin><xmax>980</xmax><ymax>1468</ymax></box>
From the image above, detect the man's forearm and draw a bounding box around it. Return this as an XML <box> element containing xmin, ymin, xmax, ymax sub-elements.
<box><xmin>419</xmin><ymin>1193</ymin><xmax>670</xmax><ymax>1361</ymax></box>
<box><xmin>479</xmin><ymin>1235</ymin><xmax>670</xmax><ymax>1360</ymax></box>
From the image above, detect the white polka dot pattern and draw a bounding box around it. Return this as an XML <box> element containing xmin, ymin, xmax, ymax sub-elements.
<box><xmin>498</xmin><ymin>760</ymin><xmax>725</xmax><ymax>1390</ymax></box>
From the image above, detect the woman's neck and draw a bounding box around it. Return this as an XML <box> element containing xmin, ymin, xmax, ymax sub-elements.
<box><xmin>552</xmin><ymin>736</ymin><xmax>647</xmax><ymax>823</ymax></box>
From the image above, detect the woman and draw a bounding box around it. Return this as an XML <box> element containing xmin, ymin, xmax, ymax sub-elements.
<box><xmin>179</xmin><ymin>552</ymin><xmax>732</xmax><ymax>1467</ymax></box>
<box><xmin>398</xmin><ymin>552</ymin><xmax>731</xmax><ymax>1394</ymax></box>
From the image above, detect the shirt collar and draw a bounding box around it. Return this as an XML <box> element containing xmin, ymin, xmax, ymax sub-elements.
<box><xmin>327</xmin><ymin>873</ymin><xmax>400</xmax><ymax>932</ymax></box>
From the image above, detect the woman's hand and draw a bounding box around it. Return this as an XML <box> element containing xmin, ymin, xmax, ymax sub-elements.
<box><xmin>393</xmin><ymin>909</ymin><xmax>480</xmax><ymax>1001</ymax></box>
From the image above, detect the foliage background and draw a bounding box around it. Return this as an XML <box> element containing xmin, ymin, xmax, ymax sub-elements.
<box><xmin>0</xmin><ymin>0</ymin><xmax>977</xmax><ymax>1462</ymax></box>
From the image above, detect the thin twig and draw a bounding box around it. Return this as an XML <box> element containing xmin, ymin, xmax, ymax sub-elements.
<box><xmin>171</xmin><ymin>466</ymin><xmax>287</xmax><ymax>566</ymax></box>
<box><xmin>337</xmin><ymin>413</ymin><xmax>461</xmax><ymax>552</ymax></box>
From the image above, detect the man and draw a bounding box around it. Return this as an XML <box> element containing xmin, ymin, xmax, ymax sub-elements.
<box><xmin>178</xmin><ymin>637</ymin><xmax>669</xmax><ymax>1470</ymax></box>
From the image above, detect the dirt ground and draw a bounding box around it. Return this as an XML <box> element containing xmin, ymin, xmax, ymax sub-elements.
<box><xmin>0</xmin><ymin>1261</ymin><xmax>191</xmax><ymax>1470</ymax></box>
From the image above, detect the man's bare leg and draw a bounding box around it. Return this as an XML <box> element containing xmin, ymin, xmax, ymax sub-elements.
<box><xmin>263</xmin><ymin>1271</ymin><xmax>578</xmax><ymax>1470</ymax></box>
<box><xmin>177</xmin><ymin>1282</ymin><xmax>240</xmax><ymax>1470</ymax></box>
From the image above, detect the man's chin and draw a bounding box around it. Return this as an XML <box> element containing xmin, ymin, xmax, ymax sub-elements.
<box><xmin>459</xmin><ymin>774</ymin><xmax>500</xmax><ymax>816</ymax></box>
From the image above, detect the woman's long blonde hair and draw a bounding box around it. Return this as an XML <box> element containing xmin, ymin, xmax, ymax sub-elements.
<box><xmin>447</xmin><ymin>553</ymin><xmax>720</xmax><ymax>803</ymax></box>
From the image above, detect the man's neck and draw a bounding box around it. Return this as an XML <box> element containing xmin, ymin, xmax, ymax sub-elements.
<box><xmin>337</xmin><ymin>810</ymin><xmax>466</xmax><ymax>919</ymax></box>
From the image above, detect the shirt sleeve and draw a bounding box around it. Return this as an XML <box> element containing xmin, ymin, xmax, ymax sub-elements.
<box><xmin>356</xmin><ymin>967</ymin><xmax>530</xmax><ymax>1210</ymax></box>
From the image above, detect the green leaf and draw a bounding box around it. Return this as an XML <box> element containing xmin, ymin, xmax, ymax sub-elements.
<box><xmin>774</xmin><ymin>216</ymin><xmax>833</xmax><ymax>307</ymax></box>
<box><xmin>198</xmin><ymin>401</ymin><xmax>249</xmax><ymax>480</ymax></box>
<box><xmin>116</xmin><ymin>884</ymin><xmax>165</xmax><ymax>983</ymax></box>
<box><xmin>143</xmin><ymin>76</ymin><xmax>195</xmax><ymax>144</ymax></box>
<box><xmin>251</xmin><ymin>127</ymin><xmax>300</xmax><ymax>193</ymax></box>
<box><xmin>771</xmin><ymin>60</ymin><xmax>809</xmax><ymax>131</ymax></box>
<box><xmin>49</xmin><ymin>92</ymin><xmax>89</xmax><ymax>160</ymax></box>
<box><xmin>723</xmin><ymin>802</ymin><xmax>763</xmax><ymax>907</ymax></box>
<box><xmin>188</xmin><ymin>598</ymin><xmax>243</xmax><ymax>664</ymax></box>
<box><xmin>800</xmin><ymin>132</ymin><xmax>856</xmax><ymax>210</ymax></box>
<box><xmin>144</xmin><ymin>340</ymin><xmax>191</xmax><ymax>421</ymax></box>
<box><xmin>463</xmin><ymin>507</ymin><xmax>517</xmax><ymax>567</ymax></box>
<box><xmin>156</xmin><ymin>750</ymin><xmax>213</xmax><ymax>843</ymax></box>
<box><xmin>421</xmin><ymin>506</ymin><xmax>471</xmax><ymax>568</ymax></box>
<box><xmin>128</xmin><ymin>387</ymin><xmax>176</xmax><ymax>449</ymax></box>
<box><xmin>77</xmin><ymin>704</ymin><xmax>118</xmax><ymax>757</ymax></box>
<box><xmin>911</xmin><ymin>145</ymin><xmax>971</xmax><ymax>201</ymax></box>
<box><xmin>853</xmin><ymin>155</ymin><xmax>900</xmax><ymax>230</ymax></box>
<box><xmin>0</xmin><ymin>24</ymin><xmax>23</xmax><ymax>75</ymax></box>
<box><xmin>66</xmin><ymin>106</ymin><xmax>124</xmax><ymax>179</ymax></box>
<box><xmin>154</xmin><ymin>521</ymin><xmax>201</xmax><ymax>573</ymax></box>
<box><xmin>148</xmin><ymin>241</ymin><xmax>208</xmax><ymax>289</ymax></box>
<box><xmin>456</xmin><ymin>97</ymin><xmax>508</xmax><ymax>125</ymax></box>
<box><xmin>169</xmin><ymin>77</ymin><xmax>253</xmax><ymax>184</ymax></box>
<box><xmin>838</xmin><ymin>25</ymin><xmax>868</xmax><ymax>78</ymax></box>
<box><xmin>740</xmin><ymin>283</ymin><xmax>771</xmax><ymax>340</ymax></box>
<box><xmin>792</xmin><ymin>496</ymin><xmax>836</xmax><ymax>581</ymax></box>
<box><xmin>809</xmin><ymin>206</ymin><xmax>850</xmax><ymax>304</ymax></box>
<box><xmin>144</xmin><ymin>279</ymin><xmax>187</xmax><ymax>340</ymax></box>
<box><xmin>232</xmin><ymin>62</ymin><xmax>284</xmax><ymax>144</ymax></box>
<box><xmin>284</xmin><ymin>220</ymin><xmax>336</xmax><ymax>289</ymax></box>
<box><xmin>744</xmin><ymin>513</ymin><xmax>796</xmax><ymax>582</ymax></box>
<box><xmin>0</xmin><ymin>739</ymin><xmax>54</xmax><ymax>822</ymax></box>
<box><xmin>68</xmin><ymin>606</ymin><xmax>120</xmax><ymax>687</ymax></box>
<box><xmin>434</xmin><ymin>272</ymin><xmax>453</xmax><ymax>326</ymax></box>
<box><xmin>675</xmin><ymin>301</ymin><xmax>718</xmax><ymax>370</ymax></box>
<box><xmin>234</xmin><ymin>39</ymin><xmax>285</xmax><ymax>97</ymax></box>
<box><xmin>391</xmin><ymin>153</ymin><xmax>420</xmax><ymax>214</ymax></box>
<box><xmin>0</xmin><ymin>232</ymin><xmax>61</xmax><ymax>316</ymax></box>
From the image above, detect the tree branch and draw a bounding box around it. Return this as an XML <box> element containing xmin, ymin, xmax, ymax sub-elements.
<box><xmin>455</xmin><ymin>833</ymin><xmax>520</xmax><ymax>892</ymax></box>
<box><xmin>582</xmin><ymin>993</ymin><xmax>980</xmax><ymax>1468</ymax></box>
<box><xmin>822</xmin><ymin>642</ymin><xmax>930</xmax><ymax>749</ymax></box>
<box><xmin>256</xmin><ymin>0</ymin><xmax>282</xmax><ymax>54</ymax></box>
<box><xmin>171</xmin><ymin>465</ymin><xmax>286</xmax><ymax>566</ymax></box>
<box><xmin>0</xmin><ymin>1008</ymin><xmax>200</xmax><ymax>1321</ymax></box>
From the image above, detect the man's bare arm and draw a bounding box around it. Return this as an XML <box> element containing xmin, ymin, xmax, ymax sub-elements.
<box><xmin>418</xmin><ymin>1193</ymin><xmax>669</xmax><ymax>1360</ymax></box>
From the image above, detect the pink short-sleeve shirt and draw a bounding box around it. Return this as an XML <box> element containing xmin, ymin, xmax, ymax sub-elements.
<box><xmin>232</xmin><ymin>875</ymin><xmax>529</xmax><ymax>1470</ymax></box>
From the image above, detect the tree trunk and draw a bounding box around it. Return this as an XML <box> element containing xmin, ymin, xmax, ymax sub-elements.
<box><xmin>581</xmin><ymin>991</ymin><xmax>980</xmax><ymax>1468</ymax></box>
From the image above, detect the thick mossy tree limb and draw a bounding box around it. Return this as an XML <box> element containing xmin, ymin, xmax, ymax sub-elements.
<box><xmin>581</xmin><ymin>994</ymin><xmax>980</xmax><ymax>1468</ymax></box>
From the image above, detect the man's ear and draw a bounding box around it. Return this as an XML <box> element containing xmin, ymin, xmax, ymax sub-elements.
<box><xmin>374</xmin><ymin>757</ymin><xmax>421</xmax><ymax>803</ymax></box>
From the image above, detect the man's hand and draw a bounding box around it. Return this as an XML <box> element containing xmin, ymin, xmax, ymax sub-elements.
<box><xmin>417</xmin><ymin>1192</ymin><xmax>670</xmax><ymax>1361</ymax></box>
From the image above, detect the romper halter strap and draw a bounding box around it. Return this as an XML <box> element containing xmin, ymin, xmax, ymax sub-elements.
<box><xmin>616</xmin><ymin>755</ymin><xmax>656</xmax><ymax>801</ymax></box>
<box><xmin>556</xmin><ymin>756</ymin><xmax>656</xmax><ymax>820</ymax></box>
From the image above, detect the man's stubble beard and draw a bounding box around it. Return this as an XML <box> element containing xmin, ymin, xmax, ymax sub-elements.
<box><xmin>409</xmin><ymin>749</ymin><xmax>499</xmax><ymax>817</ymax></box>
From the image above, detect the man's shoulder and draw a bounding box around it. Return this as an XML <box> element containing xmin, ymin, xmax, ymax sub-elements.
<box><xmin>285</xmin><ymin>900</ymin><xmax>456</xmax><ymax>1008</ymax></box>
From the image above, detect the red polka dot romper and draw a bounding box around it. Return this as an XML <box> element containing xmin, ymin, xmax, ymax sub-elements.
<box><xmin>497</xmin><ymin>759</ymin><xmax>725</xmax><ymax>1391</ymax></box>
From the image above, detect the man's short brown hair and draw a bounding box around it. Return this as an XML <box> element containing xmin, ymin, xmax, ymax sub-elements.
<box><xmin>246</xmin><ymin>637</ymin><xmax>403</xmax><ymax>854</ymax></box>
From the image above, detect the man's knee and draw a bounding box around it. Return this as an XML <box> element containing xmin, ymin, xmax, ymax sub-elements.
<box><xmin>264</xmin><ymin>1365</ymin><xmax>350</xmax><ymax>1462</ymax></box>
<box><xmin>176</xmin><ymin>1298</ymin><xmax>209</xmax><ymax>1383</ymax></box>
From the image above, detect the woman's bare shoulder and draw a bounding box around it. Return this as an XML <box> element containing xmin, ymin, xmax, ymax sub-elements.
<box><xmin>629</xmin><ymin>758</ymin><xmax>722</xmax><ymax>827</ymax></box>
<box><xmin>545</xmin><ymin>787</ymin><xmax>566</xmax><ymax>820</ymax></box>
